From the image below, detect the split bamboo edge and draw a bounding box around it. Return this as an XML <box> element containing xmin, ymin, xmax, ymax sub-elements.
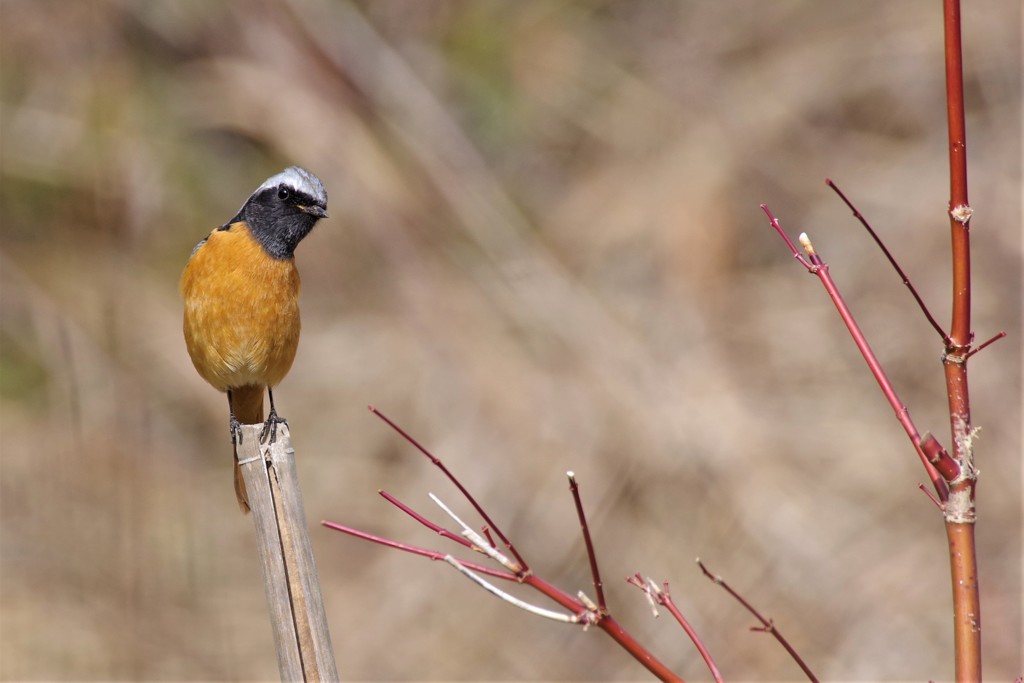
<box><xmin>235</xmin><ymin>423</ymin><xmax>338</xmax><ymax>682</ymax></box>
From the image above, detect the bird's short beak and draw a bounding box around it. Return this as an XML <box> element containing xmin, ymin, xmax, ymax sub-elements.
<box><xmin>300</xmin><ymin>205</ymin><xmax>328</xmax><ymax>218</ymax></box>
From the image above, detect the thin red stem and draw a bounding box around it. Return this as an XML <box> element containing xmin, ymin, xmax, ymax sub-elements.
<box><xmin>658</xmin><ymin>585</ymin><xmax>723</xmax><ymax>683</ymax></box>
<box><xmin>369</xmin><ymin>406</ymin><xmax>529</xmax><ymax>573</ymax></box>
<box><xmin>567</xmin><ymin>473</ymin><xmax>606</xmax><ymax>612</ymax></box>
<box><xmin>321</xmin><ymin>520</ymin><xmax>516</xmax><ymax>581</ymax></box>
<box><xmin>323</xmin><ymin>519</ymin><xmax>683</xmax><ymax>680</ymax></box>
<box><xmin>378</xmin><ymin>489</ymin><xmax>473</xmax><ymax>549</ymax></box>
<box><xmin>918</xmin><ymin>483</ymin><xmax>945</xmax><ymax>510</ymax></box>
<box><xmin>763</xmin><ymin>215</ymin><xmax>951</xmax><ymax>499</ymax></box>
<box><xmin>760</xmin><ymin>205</ymin><xmax>814</xmax><ymax>270</ymax></box>
<box><xmin>815</xmin><ymin>260</ymin><xmax>949</xmax><ymax>498</ymax></box>
<box><xmin>627</xmin><ymin>575</ymin><xmax>723</xmax><ymax>683</ymax></box>
<box><xmin>825</xmin><ymin>178</ymin><xmax>950</xmax><ymax>344</ymax></box>
<box><xmin>964</xmin><ymin>330</ymin><xmax>1005</xmax><ymax>360</ymax></box>
<box><xmin>697</xmin><ymin>559</ymin><xmax>818</xmax><ymax>683</ymax></box>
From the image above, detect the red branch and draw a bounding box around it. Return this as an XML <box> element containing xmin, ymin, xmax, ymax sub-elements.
<box><xmin>378</xmin><ymin>489</ymin><xmax>474</xmax><ymax>550</ymax></box>
<box><xmin>369</xmin><ymin>406</ymin><xmax>529</xmax><ymax>573</ymax></box>
<box><xmin>327</xmin><ymin>413</ymin><xmax>685</xmax><ymax>682</ymax></box>
<box><xmin>761</xmin><ymin>205</ymin><xmax>951</xmax><ymax>499</ymax></box>
<box><xmin>322</xmin><ymin>520</ymin><xmax>515</xmax><ymax>581</ymax></box>
<box><xmin>627</xmin><ymin>574</ymin><xmax>724</xmax><ymax>683</ymax></box>
<box><xmin>964</xmin><ymin>330</ymin><xmax>1005</xmax><ymax>360</ymax></box>
<box><xmin>918</xmin><ymin>483</ymin><xmax>945</xmax><ymax>509</ymax></box>
<box><xmin>941</xmin><ymin>1</ymin><xmax>982</xmax><ymax>680</ymax></box>
<box><xmin>827</xmin><ymin>179</ymin><xmax>1004</xmax><ymax>363</ymax></box>
<box><xmin>697</xmin><ymin>560</ymin><xmax>818</xmax><ymax>683</ymax></box>
<box><xmin>943</xmin><ymin>0</ymin><xmax>971</xmax><ymax>349</ymax></box>
<box><xmin>323</xmin><ymin>512</ymin><xmax>684</xmax><ymax>681</ymax></box>
<box><xmin>826</xmin><ymin>178</ymin><xmax>950</xmax><ymax>344</ymax></box>
<box><xmin>567</xmin><ymin>473</ymin><xmax>607</xmax><ymax>613</ymax></box>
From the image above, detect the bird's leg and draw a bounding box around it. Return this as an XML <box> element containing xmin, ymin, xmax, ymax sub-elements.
<box><xmin>227</xmin><ymin>390</ymin><xmax>243</xmax><ymax>445</ymax></box>
<box><xmin>260</xmin><ymin>387</ymin><xmax>288</xmax><ymax>444</ymax></box>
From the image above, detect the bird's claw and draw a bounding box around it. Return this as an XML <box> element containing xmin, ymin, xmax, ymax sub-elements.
<box><xmin>230</xmin><ymin>415</ymin><xmax>242</xmax><ymax>445</ymax></box>
<box><xmin>259</xmin><ymin>409</ymin><xmax>288</xmax><ymax>444</ymax></box>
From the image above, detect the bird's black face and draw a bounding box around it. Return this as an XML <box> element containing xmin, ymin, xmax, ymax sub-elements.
<box><xmin>231</xmin><ymin>167</ymin><xmax>329</xmax><ymax>260</ymax></box>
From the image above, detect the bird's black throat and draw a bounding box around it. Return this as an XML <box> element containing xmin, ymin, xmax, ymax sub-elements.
<box><xmin>227</xmin><ymin>187</ymin><xmax>325</xmax><ymax>260</ymax></box>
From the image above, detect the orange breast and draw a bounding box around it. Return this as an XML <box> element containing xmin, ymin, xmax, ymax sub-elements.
<box><xmin>181</xmin><ymin>223</ymin><xmax>302</xmax><ymax>392</ymax></box>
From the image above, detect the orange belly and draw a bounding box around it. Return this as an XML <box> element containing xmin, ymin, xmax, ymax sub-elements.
<box><xmin>181</xmin><ymin>222</ymin><xmax>302</xmax><ymax>399</ymax></box>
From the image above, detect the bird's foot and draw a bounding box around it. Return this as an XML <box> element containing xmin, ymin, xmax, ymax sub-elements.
<box><xmin>230</xmin><ymin>415</ymin><xmax>242</xmax><ymax>445</ymax></box>
<box><xmin>260</xmin><ymin>408</ymin><xmax>288</xmax><ymax>444</ymax></box>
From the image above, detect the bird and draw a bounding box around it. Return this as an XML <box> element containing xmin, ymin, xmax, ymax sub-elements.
<box><xmin>181</xmin><ymin>166</ymin><xmax>328</xmax><ymax>512</ymax></box>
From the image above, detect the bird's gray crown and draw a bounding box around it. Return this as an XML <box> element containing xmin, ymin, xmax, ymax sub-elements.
<box><xmin>255</xmin><ymin>166</ymin><xmax>327</xmax><ymax>206</ymax></box>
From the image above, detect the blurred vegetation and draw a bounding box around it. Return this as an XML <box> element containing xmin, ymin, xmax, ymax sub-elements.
<box><xmin>0</xmin><ymin>1</ymin><xmax>1020</xmax><ymax>680</ymax></box>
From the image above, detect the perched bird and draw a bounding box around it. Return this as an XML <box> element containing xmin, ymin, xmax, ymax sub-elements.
<box><xmin>181</xmin><ymin>166</ymin><xmax>328</xmax><ymax>512</ymax></box>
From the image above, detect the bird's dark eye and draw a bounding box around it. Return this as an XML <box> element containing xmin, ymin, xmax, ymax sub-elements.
<box><xmin>278</xmin><ymin>187</ymin><xmax>290</xmax><ymax>200</ymax></box>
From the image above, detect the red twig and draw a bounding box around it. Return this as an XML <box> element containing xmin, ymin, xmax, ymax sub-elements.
<box><xmin>323</xmin><ymin>516</ymin><xmax>600</xmax><ymax>617</ymax></box>
<box><xmin>321</xmin><ymin>520</ymin><xmax>516</xmax><ymax>581</ymax></box>
<box><xmin>825</xmin><ymin>178</ymin><xmax>950</xmax><ymax>344</ymax></box>
<box><xmin>378</xmin><ymin>489</ymin><xmax>474</xmax><ymax>549</ymax></box>
<box><xmin>760</xmin><ymin>5</ymin><xmax>984</xmax><ymax>680</ymax></box>
<box><xmin>697</xmin><ymin>559</ymin><xmax>818</xmax><ymax>683</ymax></box>
<box><xmin>760</xmin><ymin>206</ymin><xmax>951</xmax><ymax>499</ymax></box>
<box><xmin>964</xmin><ymin>330</ymin><xmax>1006</xmax><ymax>360</ymax></box>
<box><xmin>917</xmin><ymin>483</ymin><xmax>945</xmax><ymax>510</ymax></box>
<box><xmin>627</xmin><ymin>574</ymin><xmax>724</xmax><ymax>683</ymax></box>
<box><xmin>567</xmin><ymin>472</ymin><xmax>606</xmax><ymax>613</ymax></box>
<box><xmin>331</xmin><ymin>413</ymin><xmax>684</xmax><ymax>681</ymax></box>
<box><xmin>761</xmin><ymin>206</ymin><xmax>815</xmax><ymax>270</ymax></box>
<box><xmin>369</xmin><ymin>405</ymin><xmax>529</xmax><ymax>573</ymax></box>
<box><xmin>325</xmin><ymin>514</ymin><xmax>684</xmax><ymax>681</ymax></box>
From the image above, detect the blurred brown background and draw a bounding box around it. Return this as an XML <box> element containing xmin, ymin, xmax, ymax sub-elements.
<box><xmin>0</xmin><ymin>1</ymin><xmax>1020</xmax><ymax>681</ymax></box>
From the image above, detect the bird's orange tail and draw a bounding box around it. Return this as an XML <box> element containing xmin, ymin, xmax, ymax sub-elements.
<box><xmin>233</xmin><ymin>462</ymin><xmax>251</xmax><ymax>514</ymax></box>
<box><xmin>232</xmin><ymin>385</ymin><xmax>265</xmax><ymax>424</ymax></box>
<box><xmin>231</xmin><ymin>385</ymin><xmax>265</xmax><ymax>514</ymax></box>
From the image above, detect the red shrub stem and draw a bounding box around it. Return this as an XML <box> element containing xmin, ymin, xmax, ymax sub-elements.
<box><xmin>595</xmin><ymin>615</ymin><xmax>685</xmax><ymax>683</ymax></box>
<box><xmin>320</xmin><ymin>520</ymin><xmax>516</xmax><ymax>581</ymax></box>
<box><xmin>378</xmin><ymin>489</ymin><xmax>474</xmax><ymax>550</ymax></box>
<box><xmin>697</xmin><ymin>559</ymin><xmax>818</xmax><ymax>683</ymax></box>
<box><xmin>820</xmin><ymin>267</ymin><xmax>949</xmax><ymax>497</ymax></box>
<box><xmin>964</xmin><ymin>330</ymin><xmax>1006</xmax><ymax>360</ymax></box>
<box><xmin>658</xmin><ymin>581</ymin><xmax>724</xmax><ymax>683</ymax></box>
<box><xmin>763</xmin><ymin>213</ymin><xmax>954</xmax><ymax>497</ymax></box>
<box><xmin>369</xmin><ymin>406</ymin><xmax>529</xmax><ymax>572</ymax></box>
<box><xmin>825</xmin><ymin>178</ymin><xmax>950</xmax><ymax>343</ymax></box>
<box><xmin>333</xmin><ymin>412</ymin><xmax>685</xmax><ymax>680</ymax></box>
<box><xmin>942</xmin><ymin>1</ymin><xmax>981</xmax><ymax>679</ymax></box>
<box><xmin>918</xmin><ymin>483</ymin><xmax>945</xmax><ymax>510</ymax></box>
<box><xmin>943</xmin><ymin>0</ymin><xmax>971</xmax><ymax>348</ymax></box>
<box><xmin>567</xmin><ymin>473</ymin><xmax>607</xmax><ymax>613</ymax></box>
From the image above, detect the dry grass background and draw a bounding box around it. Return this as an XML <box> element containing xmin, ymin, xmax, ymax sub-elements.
<box><xmin>0</xmin><ymin>1</ymin><xmax>1020</xmax><ymax>681</ymax></box>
